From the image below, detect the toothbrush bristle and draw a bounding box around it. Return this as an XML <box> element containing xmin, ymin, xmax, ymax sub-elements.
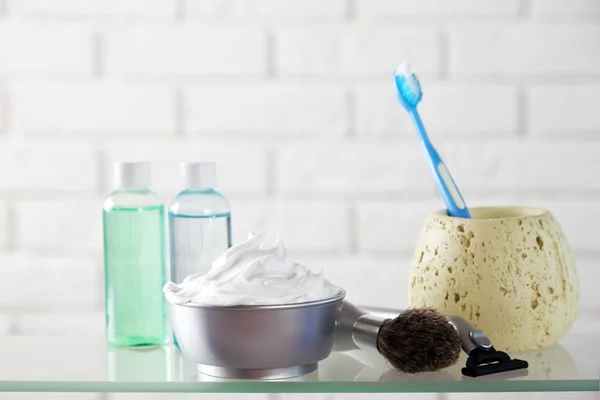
<box><xmin>398</xmin><ymin>76</ymin><xmax>422</xmax><ymax>107</ymax></box>
<box><xmin>395</xmin><ymin>62</ymin><xmax>410</xmax><ymax>76</ymax></box>
<box><xmin>394</xmin><ymin>62</ymin><xmax>422</xmax><ymax>108</ymax></box>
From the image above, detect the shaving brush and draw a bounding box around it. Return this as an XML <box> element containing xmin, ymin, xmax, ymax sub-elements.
<box><xmin>334</xmin><ymin>301</ymin><xmax>461</xmax><ymax>373</ymax></box>
<box><xmin>377</xmin><ymin>307</ymin><xmax>462</xmax><ymax>373</ymax></box>
<box><xmin>335</xmin><ymin>301</ymin><xmax>529</xmax><ymax>377</ymax></box>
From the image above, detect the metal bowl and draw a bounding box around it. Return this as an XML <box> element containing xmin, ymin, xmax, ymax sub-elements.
<box><xmin>169</xmin><ymin>290</ymin><xmax>346</xmax><ymax>380</ymax></box>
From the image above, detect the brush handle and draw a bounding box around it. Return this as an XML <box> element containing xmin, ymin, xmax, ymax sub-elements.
<box><xmin>408</xmin><ymin>109</ymin><xmax>471</xmax><ymax>219</ymax></box>
<box><xmin>334</xmin><ymin>301</ymin><xmax>387</xmax><ymax>352</ymax></box>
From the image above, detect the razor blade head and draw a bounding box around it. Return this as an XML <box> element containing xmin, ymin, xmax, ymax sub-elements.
<box><xmin>461</xmin><ymin>347</ymin><xmax>529</xmax><ymax>378</ymax></box>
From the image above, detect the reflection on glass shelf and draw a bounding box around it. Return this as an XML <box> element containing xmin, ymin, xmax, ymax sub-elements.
<box><xmin>108</xmin><ymin>345</ymin><xmax>173</xmax><ymax>382</ymax></box>
<box><xmin>0</xmin><ymin>332</ymin><xmax>596</xmax><ymax>393</ymax></box>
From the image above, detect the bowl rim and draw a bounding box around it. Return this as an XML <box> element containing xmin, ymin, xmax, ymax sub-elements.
<box><xmin>432</xmin><ymin>205</ymin><xmax>551</xmax><ymax>220</ymax></box>
<box><xmin>169</xmin><ymin>289</ymin><xmax>346</xmax><ymax>310</ymax></box>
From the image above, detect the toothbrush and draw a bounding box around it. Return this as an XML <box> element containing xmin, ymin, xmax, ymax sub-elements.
<box><xmin>393</xmin><ymin>63</ymin><xmax>471</xmax><ymax>219</ymax></box>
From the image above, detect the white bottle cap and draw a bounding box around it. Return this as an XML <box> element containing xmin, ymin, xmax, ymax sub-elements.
<box><xmin>114</xmin><ymin>161</ymin><xmax>151</xmax><ymax>189</ymax></box>
<box><xmin>180</xmin><ymin>162</ymin><xmax>216</xmax><ymax>189</ymax></box>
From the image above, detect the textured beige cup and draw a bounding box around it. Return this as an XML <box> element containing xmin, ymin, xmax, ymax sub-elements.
<box><xmin>408</xmin><ymin>206</ymin><xmax>580</xmax><ymax>352</ymax></box>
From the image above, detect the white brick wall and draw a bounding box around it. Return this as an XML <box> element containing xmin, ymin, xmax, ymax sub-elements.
<box><xmin>0</xmin><ymin>142</ymin><xmax>98</xmax><ymax>192</ymax></box>
<box><xmin>276</xmin><ymin>143</ymin><xmax>432</xmax><ymax>194</ymax></box>
<box><xmin>104</xmin><ymin>25</ymin><xmax>267</xmax><ymax>77</ymax></box>
<box><xmin>297</xmin><ymin>256</ymin><xmax>411</xmax><ymax>309</ymax></box>
<box><xmin>184</xmin><ymin>84</ymin><xmax>347</xmax><ymax>135</ymax></box>
<box><xmin>0</xmin><ymin>0</ymin><xmax>599</xmax><ymax>398</ymax></box>
<box><xmin>449</xmin><ymin>23</ymin><xmax>600</xmax><ymax>76</ymax></box>
<box><xmin>357</xmin><ymin>199</ymin><xmax>442</xmax><ymax>254</ymax></box>
<box><xmin>530</xmin><ymin>85</ymin><xmax>600</xmax><ymax>133</ymax></box>
<box><xmin>10</xmin><ymin>82</ymin><xmax>176</xmax><ymax>133</ymax></box>
<box><xmin>432</xmin><ymin>141</ymin><xmax>600</xmax><ymax>192</ymax></box>
<box><xmin>230</xmin><ymin>200</ymin><xmax>350</xmax><ymax>252</ymax></box>
<box><xmin>0</xmin><ymin>202</ymin><xmax>8</xmax><ymax>249</ymax></box>
<box><xmin>15</xmin><ymin>311</ymin><xmax>104</xmax><ymax>336</ymax></box>
<box><xmin>0</xmin><ymin>314</ymin><xmax>12</xmax><ymax>336</ymax></box>
<box><xmin>103</xmin><ymin>140</ymin><xmax>268</xmax><ymax>194</ymax></box>
<box><xmin>0</xmin><ymin>254</ymin><xmax>100</xmax><ymax>309</ymax></box>
<box><xmin>0</xmin><ymin>91</ymin><xmax>5</xmax><ymax>133</ymax></box>
<box><xmin>185</xmin><ymin>0</ymin><xmax>346</xmax><ymax>19</ymax></box>
<box><xmin>356</xmin><ymin>0</ymin><xmax>521</xmax><ymax>17</ymax></box>
<box><xmin>9</xmin><ymin>0</ymin><xmax>176</xmax><ymax>18</ymax></box>
<box><xmin>0</xmin><ymin>21</ymin><xmax>92</xmax><ymax>76</ymax></box>
<box><xmin>355</xmin><ymin>84</ymin><xmax>518</xmax><ymax>136</ymax></box>
<box><xmin>273</xmin><ymin>26</ymin><xmax>440</xmax><ymax>77</ymax></box>
<box><xmin>531</xmin><ymin>0</ymin><xmax>600</xmax><ymax>19</ymax></box>
<box><xmin>16</xmin><ymin>199</ymin><xmax>102</xmax><ymax>252</ymax></box>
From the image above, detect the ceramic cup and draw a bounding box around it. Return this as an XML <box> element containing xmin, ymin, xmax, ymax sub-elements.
<box><xmin>408</xmin><ymin>206</ymin><xmax>580</xmax><ymax>352</ymax></box>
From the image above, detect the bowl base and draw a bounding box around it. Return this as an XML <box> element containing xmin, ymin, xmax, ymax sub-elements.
<box><xmin>197</xmin><ymin>363</ymin><xmax>317</xmax><ymax>380</ymax></box>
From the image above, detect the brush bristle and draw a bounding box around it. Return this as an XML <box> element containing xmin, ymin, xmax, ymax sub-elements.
<box><xmin>376</xmin><ymin>307</ymin><xmax>461</xmax><ymax>374</ymax></box>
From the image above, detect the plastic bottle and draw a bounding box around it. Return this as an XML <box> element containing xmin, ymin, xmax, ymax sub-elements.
<box><xmin>168</xmin><ymin>162</ymin><xmax>232</xmax><ymax>284</ymax></box>
<box><xmin>103</xmin><ymin>162</ymin><xmax>168</xmax><ymax>347</ymax></box>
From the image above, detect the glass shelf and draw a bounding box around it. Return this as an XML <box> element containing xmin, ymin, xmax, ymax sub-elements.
<box><xmin>0</xmin><ymin>330</ymin><xmax>597</xmax><ymax>393</ymax></box>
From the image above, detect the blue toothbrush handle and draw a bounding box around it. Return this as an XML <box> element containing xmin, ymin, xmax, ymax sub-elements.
<box><xmin>409</xmin><ymin>109</ymin><xmax>471</xmax><ymax>218</ymax></box>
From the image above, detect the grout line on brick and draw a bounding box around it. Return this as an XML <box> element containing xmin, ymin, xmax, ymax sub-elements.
<box><xmin>62</xmin><ymin>72</ymin><xmax>600</xmax><ymax>86</ymax></box>
<box><xmin>0</xmin><ymin>97</ymin><xmax>5</xmax><ymax>136</ymax></box>
<box><xmin>0</xmin><ymin>85</ymin><xmax>11</xmax><ymax>134</ymax></box>
<box><xmin>517</xmin><ymin>84</ymin><xmax>528</xmax><ymax>137</ymax></box>
<box><xmin>175</xmin><ymin>88</ymin><xmax>185</xmax><ymax>137</ymax></box>
<box><xmin>346</xmin><ymin>90</ymin><xmax>356</xmax><ymax>138</ymax></box>
<box><xmin>266</xmin><ymin>31</ymin><xmax>276</xmax><ymax>79</ymax></box>
<box><xmin>8</xmin><ymin>314</ymin><xmax>19</xmax><ymax>336</ymax></box>
<box><xmin>288</xmin><ymin>248</ymin><xmax>356</xmax><ymax>258</ymax></box>
<box><xmin>438</xmin><ymin>31</ymin><xmax>449</xmax><ymax>79</ymax></box>
<box><xmin>13</xmin><ymin>307</ymin><xmax>103</xmax><ymax>316</ymax></box>
<box><xmin>5</xmin><ymin>199</ymin><xmax>15</xmax><ymax>251</ymax></box>
<box><xmin>262</xmin><ymin>190</ymin><xmax>600</xmax><ymax>202</ymax></box>
<box><xmin>0</xmin><ymin>304</ymin><xmax>101</xmax><ymax>314</ymax></box>
<box><xmin>14</xmin><ymin>247</ymin><xmax>103</xmax><ymax>261</ymax></box>
<box><xmin>348</xmin><ymin>202</ymin><xmax>358</xmax><ymax>254</ymax></box>
<box><xmin>175</xmin><ymin>0</ymin><xmax>185</xmax><ymax>21</ymax></box>
<box><xmin>6</xmin><ymin>189</ymin><xmax>600</xmax><ymax>202</ymax></box>
<box><xmin>96</xmin><ymin>150</ymin><xmax>108</xmax><ymax>195</ymax></box>
<box><xmin>95</xmin><ymin>259</ymin><xmax>104</xmax><ymax>309</ymax></box>
<box><xmin>58</xmin><ymin>129</ymin><xmax>600</xmax><ymax>142</ymax></box>
<box><xmin>346</xmin><ymin>0</ymin><xmax>356</xmax><ymax>19</ymax></box>
<box><xmin>266</xmin><ymin>149</ymin><xmax>276</xmax><ymax>196</ymax></box>
<box><xmin>0</xmin><ymin>192</ymin><xmax>103</xmax><ymax>202</ymax></box>
<box><xmin>519</xmin><ymin>0</ymin><xmax>532</xmax><ymax>18</ymax></box>
<box><xmin>92</xmin><ymin>31</ymin><xmax>105</xmax><ymax>78</ymax></box>
<box><xmin>22</xmin><ymin>128</ymin><xmax>582</xmax><ymax>143</ymax></box>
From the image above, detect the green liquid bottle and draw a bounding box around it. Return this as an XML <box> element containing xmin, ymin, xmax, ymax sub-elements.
<box><xmin>103</xmin><ymin>161</ymin><xmax>168</xmax><ymax>347</ymax></box>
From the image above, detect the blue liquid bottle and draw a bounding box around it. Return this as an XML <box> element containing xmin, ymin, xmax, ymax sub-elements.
<box><xmin>168</xmin><ymin>162</ymin><xmax>232</xmax><ymax>284</ymax></box>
